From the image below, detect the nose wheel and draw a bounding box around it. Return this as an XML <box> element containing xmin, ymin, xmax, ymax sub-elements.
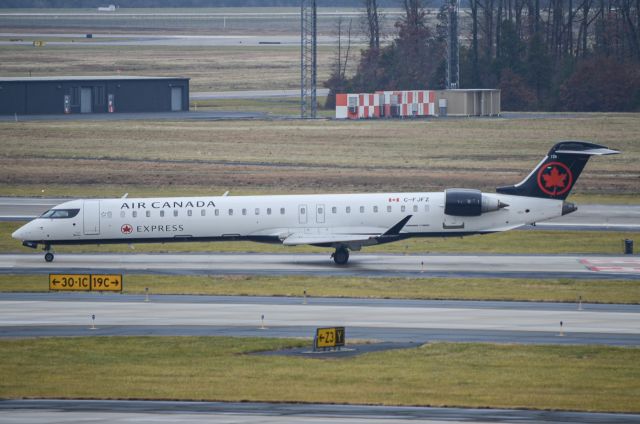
<box><xmin>44</xmin><ymin>246</ymin><xmax>54</xmax><ymax>263</ymax></box>
<box><xmin>332</xmin><ymin>247</ymin><xmax>349</xmax><ymax>265</ymax></box>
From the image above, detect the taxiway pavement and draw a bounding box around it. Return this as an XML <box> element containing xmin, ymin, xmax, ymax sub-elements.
<box><xmin>1</xmin><ymin>252</ymin><xmax>639</xmax><ymax>280</ymax></box>
<box><xmin>2</xmin><ymin>399</ymin><xmax>639</xmax><ymax>424</ymax></box>
<box><xmin>1</xmin><ymin>293</ymin><xmax>638</xmax><ymax>346</ymax></box>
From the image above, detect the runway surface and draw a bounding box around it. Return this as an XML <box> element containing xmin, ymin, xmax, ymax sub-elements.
<box><xmin>2</xmin><ymin>399</ymin><xmax>639</xmax><ymax>424</ymax></box>
<box><xmin>2</xmin><ymin>252</ymin><xmax>639</xmax><ymax>280</ymax></box>
<box><xmin>2</xmin><ymin>197</ymin><xmax>638</xmax><ymax>231</ymax></box>
<box><xmin>1</xmin><ymin>293</ymin><xmax>638</xmax><ymax>346</ymax></box>
<box><xmin>0</xmin><ymin>32</ymin><xmax>357</xmax><ymax>47</ymax></box>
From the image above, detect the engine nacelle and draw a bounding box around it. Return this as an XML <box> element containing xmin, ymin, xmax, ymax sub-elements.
<box><xmin>444</xmin><ymin>189</ymin><xmax>507</xmax><ymax>217</ymax></box>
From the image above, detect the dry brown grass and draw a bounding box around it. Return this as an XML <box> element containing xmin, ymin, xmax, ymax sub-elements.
<box><xmin>0</xmin><ymin>116</ymin><xmax>638</xmax><ymax>195</ymax></box>
<box><xmin>0</xmin><ymin>45</ymin><xmax>334</xmax><ymax>92</ymax></box>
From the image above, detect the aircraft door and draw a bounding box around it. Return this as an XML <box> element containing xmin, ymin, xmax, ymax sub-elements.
<box><xmin>316</xmin><ymin>204</ymin><xmax>325</xmax><ymax>224</ymax></box>
<box><xmin>83</xmin><ymin>200</ymin><xmax>101</xmax><ymax>235</ymax></box>
<box><xmin>298</xmin><ymin>204</ymin><xmax>308</xmax><ymax>225</ymax></box>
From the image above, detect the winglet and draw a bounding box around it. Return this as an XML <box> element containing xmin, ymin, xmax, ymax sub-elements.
<box><xmin>382</xmin><ymin>215</ymin><xmax>412</xmax><ymax>236</ymax></box>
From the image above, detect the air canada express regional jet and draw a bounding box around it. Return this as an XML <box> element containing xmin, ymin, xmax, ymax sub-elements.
<box><xmin>12</xmin><ymin>141</ymin><xmax>619</xmax><ymax>265</ymax></box>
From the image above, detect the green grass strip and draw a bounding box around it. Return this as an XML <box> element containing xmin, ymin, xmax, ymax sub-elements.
<box><xmin>0</xmin><ymin>337</ymin><xmax>639</xmax><ymax>413</ymax></box>
<box><xmin>2</xmin><ymin>274</ymin><xmax>640</xmax><ymax>304</ymax></box>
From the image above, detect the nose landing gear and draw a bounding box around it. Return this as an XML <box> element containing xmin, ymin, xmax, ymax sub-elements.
<box><xmin>331</xmin><ymin>247</ymin><xmax>349</xmax><ymax>265</ymax></box>
<box><xmin>44</xmin><ymin>245</ymin><xmax>54</xmax><ymax>263</ymax></box>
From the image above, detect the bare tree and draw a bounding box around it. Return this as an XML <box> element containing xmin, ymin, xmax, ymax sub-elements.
<box><xmin>363</xmin><ymin>0</ymin><xmax>380</xmax><ymax>50</ymax></box>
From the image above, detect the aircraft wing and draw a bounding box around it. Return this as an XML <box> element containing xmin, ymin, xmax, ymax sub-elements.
<box><xmin>282</xmin><ymin>233</ymin><xmax>375</xmax><ymax>246</ymax></box>
<box><xmin>281</xmin><ymin>215</ymin><xmax>413</xmax><ymax>246</ymax></box>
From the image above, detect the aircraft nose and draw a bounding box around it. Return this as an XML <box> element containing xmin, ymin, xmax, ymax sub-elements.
<box><xmin>12</xmin><ymin>224</ymin><xmax>29</xmax><ymax>241</ymax></box>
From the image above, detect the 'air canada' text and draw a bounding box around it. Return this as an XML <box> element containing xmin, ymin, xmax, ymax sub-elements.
<box><xmin>121</xmin><ymin>200</ymin><xmax>216</xmax><ymax>210</ymax></box>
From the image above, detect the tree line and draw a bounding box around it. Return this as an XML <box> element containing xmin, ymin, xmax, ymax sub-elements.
<box><xmin>325</xmin><ymin>0</ymin><xmax>640</xmax><ymax>111</ymax></box>
<box><xmin>3</xmin><ymin>0</ymin><xmax>402</xmax><ymax>8</ymax></box>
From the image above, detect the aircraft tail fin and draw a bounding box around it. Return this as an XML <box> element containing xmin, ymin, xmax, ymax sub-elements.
<box><xmin>496</xmin><ymin>141</ymin><xmax>619</xmax><ymax>200</ymax></box>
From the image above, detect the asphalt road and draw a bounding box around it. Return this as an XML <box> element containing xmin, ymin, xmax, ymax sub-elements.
<box><xmin>2</xmin><ymin>252</ymin><xmax>639</xmax><ymax>280</ymax></box>
<box><xmin>2</xmin><ymin>399</ymin><xmax>639</xmax><ymax>424</ymax></box>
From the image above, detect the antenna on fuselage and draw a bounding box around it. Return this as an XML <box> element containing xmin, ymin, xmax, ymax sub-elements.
<box><xmin>121</xmin><ymin>193</ymin><xmax>128</xmax><ymax>199</ymax></box>
<box><xmin>222</xmin><ymin>191</ymin><xmax>229</xmax><ymax>197</ymax></box>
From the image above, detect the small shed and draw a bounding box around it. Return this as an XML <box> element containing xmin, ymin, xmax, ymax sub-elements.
<box><xmin>0</xmin><ymin>76</ymin><xmax>190</xmax><ymax>115</ymax></box>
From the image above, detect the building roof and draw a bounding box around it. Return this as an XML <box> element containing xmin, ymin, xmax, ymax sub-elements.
<box><xmin>0</xmin><ymin>76</ymin><xmax>189</xmax><ymax>82</ymax></box>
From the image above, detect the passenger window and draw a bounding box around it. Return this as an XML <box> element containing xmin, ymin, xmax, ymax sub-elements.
<box><xmin>359</xmin><ymin>206</ymin><xmax>364</xmax><ymax>213</ymax></box>
<box><xmin>242</xmin><ymin>208</ymin><xmax>247</xmax><ymax>216</ymax></box>
<box><xmin>173</xmin><ymin>210</ymin><xmax>179</xmax><ymax>217</ymax></box>
<box><xmin>255</xmin><ymin>208</ymin><xmax>260</xmax><ymax>215</ymax></box>
<box><xmin>300</xmin><ymin>207</ymin><xmax>305</xmax><ymax>214</ymax></box>
<box><xmin>146</xmin><ymin>211</ymin><xmax>151</xmax><ymax>218</ymax></box>
<box><xmin>215</xmin><ymin>209</ymin><xmax>219</xmax><ymax>216</ymax></box>
<box><xmin>425</xmin><ymin>205</ymin><xmax>430</xmax><ymax>212</ymax></box>
<box><xmin>160</xmin><ymin>210</ymin><xmax>165</xmax><ymax>217</ymax></box>
<box><xmin>332</xmin><ymin>207</ymin><xmax>337</xmax><ymax>214</ymax></box>
<box><xmin>267</xmin><ymin>208</ymin><xmax>272</xmax><ymax>215</ymax></box>
<box><xmin>120</xmin><ymin>211</ymin><xmax>125</xmax><ymax>218</ymax></box>
<box><xmin>387</xmin><ymin>205</ymin><xmax>392</xmax><ymax>213</ymax></box>
<box><xmin>187</xmin><ymin>210</ymin><xmax>192</xmax><ymax>217</ymax></box>
<box><xmin>201</xmin><ymin>209</ymin><xmax>206</xmax><ymax>216</ymax></box>
<box><xmin>373</xmin><ymin>206</ymin><xmax>378</xmax><ymax>213</ymax></box>
<box><xmin>401</xmin><ymin>205</ymin><xmax>406</xmax><ymax>212</ymax></box>
<box><xmin>132</xmin><ymin>211</ymin><xmax>137</xmax><ymax>218</ymax></box>
<box><xmin>229</xmin><ymin>209</ymin><xmax>233</xmax><ymax>216</ymax></box>
<box><xmin>280</xmin><ymin>208</ymin><xmax>285</xmax><ymax>215</ymax></box>
<box><xmin>318</xmin><ymin>207</ymin><xmax>323</xmax><ymax>214</ymax></box>
<box><xmin>346</xmin><ymin>206</ymin><xmax>351</xmax><ymax>213</ymax></box>
<box><xmin>413</xmin><ymin>205</ymin><xmax>418</xmax><ymax>212</ymax></box>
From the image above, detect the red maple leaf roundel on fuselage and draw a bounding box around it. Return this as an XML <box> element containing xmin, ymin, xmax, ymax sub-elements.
<box><xmin>121</xmin><ymin>224</ymin><xmax>133</xmax><ymax>234</ymax></box>
<box><xmin>536</xmin><ymin>162</ymin><xmax>573</xmax><ymax>196</ymax></box>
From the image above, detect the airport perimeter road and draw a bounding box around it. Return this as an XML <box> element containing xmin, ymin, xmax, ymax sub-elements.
<box><xmin>2</xmin><ymin>400</ymin><xmax>639</xmax><ymax>424</ymax></box>
<box><xmin>1</xmin><ymin>293</ymin><xmax>639</xmax><ymax>345</ymax></box>
<box><xmin>1</xmin><ymin>253</ymin><xmax>639</xmax><ymax>280</ymax></box>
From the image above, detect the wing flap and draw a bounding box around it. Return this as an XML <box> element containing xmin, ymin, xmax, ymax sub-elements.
<box><xmin>282</xmin><ymin>233</ymin><xmax>374</xmax><ymax>246</ymax></box>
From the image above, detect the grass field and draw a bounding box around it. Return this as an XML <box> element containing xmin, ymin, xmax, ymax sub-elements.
<box><xmin>1</xmin><ymin>337</ymin><xmax>639</xmax><ymax>413</ymax></box>
<box><xmin>0</xmin><ymin>44</ymin><xmax>335</xmax><ymax>92</ymax></box>
<box><xmin>2</xmin><ymin>274</ymin><xmax>639</xmax><ymax>304</ymax></box>
<box><xmin>1</xmin><ymin>116</ymin><xmax>638</xmax><ymax>197</ymax></box>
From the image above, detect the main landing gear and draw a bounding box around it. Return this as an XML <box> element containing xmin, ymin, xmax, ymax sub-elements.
<box><xmin>44</xmin><ymin>245</ymin><xmax>54</xmax><ymax>263</ymax></box>
<box><xmin>332</xmin><ymin>247</ymin><xmax>349</xmax><ymax>265</ymax></box>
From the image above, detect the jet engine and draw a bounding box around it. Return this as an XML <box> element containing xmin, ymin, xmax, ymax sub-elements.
<box><xmin>444</xmin><ymin>189</ymin><xmax>508</xmax><ymax>216</ymax></box>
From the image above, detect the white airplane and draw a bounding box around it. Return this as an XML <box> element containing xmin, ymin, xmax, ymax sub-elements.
<box><xmin>12</xmin><ymin>141</ymin><xmax>618</xmax><ymax>265</ymax></box>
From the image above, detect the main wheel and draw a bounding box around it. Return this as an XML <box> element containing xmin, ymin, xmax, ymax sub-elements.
<box><xmin>44</xmin><ymin>252</ymin><xmax>54</xmax><ymax>262</ymax></box>
<box><xmin>333</xmin><ymin>247</ymin><xmax>349</xmax><ymax>265</ymax></box>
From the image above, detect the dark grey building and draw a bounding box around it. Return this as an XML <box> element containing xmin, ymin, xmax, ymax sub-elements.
<box><xmin>0</xmin><ymin>76</ymin><xmax>189</xmax><ymax>115</ymax></box>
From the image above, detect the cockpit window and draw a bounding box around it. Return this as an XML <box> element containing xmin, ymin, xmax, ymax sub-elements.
<box><xmin>40</xmin><ymin>209</ymin><xmax>80</xmax><ymax>219</ymax></box>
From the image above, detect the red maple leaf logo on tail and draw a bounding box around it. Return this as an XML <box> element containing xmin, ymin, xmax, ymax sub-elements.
<box><xmin>537</xmin><ymin>162</ymin><xmax>573</xmax><ymax>196</ymax></box>
<box><xmin>542</xmin><ymin>167</ymin><xmax>567</xmax><ymax>191</ymax></box>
